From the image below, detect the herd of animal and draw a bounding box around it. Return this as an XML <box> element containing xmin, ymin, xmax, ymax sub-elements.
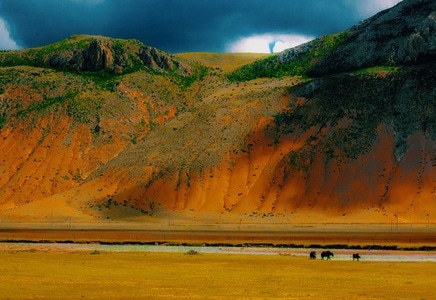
<box><xmin>309</xmin><ymin>251</ymin><xmax>361</xmax><ymax>261</ymax></box>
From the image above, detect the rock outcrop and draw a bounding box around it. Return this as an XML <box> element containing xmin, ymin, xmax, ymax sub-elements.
<box><xmin>310</xmin><ymin>0</ymin><xmax>436</xmax><ymax>75</ymax></box>
<box><xmin>49</xmin><ymin>38</ymin><xmax>120</xmax><ymax>72</ymax></box>
<box><xmin>138</xmin><ymin>46</ymin><xmax>175</xmax><ymax>71</ymax></box>
<box><xmin>46</xmin><ymin>37</ymin><xmax>185</xmax><ymax>74</ymax></box>
<box><xmin>82</xmin><ymin>39</ymin><xmax>114</xmax><ymax>71</ymax></box>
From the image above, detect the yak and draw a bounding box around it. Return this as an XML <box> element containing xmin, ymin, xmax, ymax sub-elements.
<box><xmin>321</xmin><ymin>250</ymin><xmax>334</xmax><ymax>260</ymax></box>
<box><xmin>309</xmin><ymin>251</ymin><xmax>316</xmax><ymax>259</ymax></box>
<box><xmin>352</xmin><ymin>253</ymin><xmax>361</xmax><ymax>261</ymax></box>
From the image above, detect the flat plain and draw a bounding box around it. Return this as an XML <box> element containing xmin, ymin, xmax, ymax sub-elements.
<box><xmin>0</xmin><ymin>222</ymin><xmax>434</xmax><ymax>299</ymax></box>
<box><xmin>0</xmin><ymin>249</ymin><xmax>434</xmax><ymax>299</ymax></box>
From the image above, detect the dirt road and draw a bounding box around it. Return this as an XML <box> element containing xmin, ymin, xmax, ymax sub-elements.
<box><xmin>0</xmin><ymin>223</ymin><xmax>434</xmax><ymax>248</ymax></box>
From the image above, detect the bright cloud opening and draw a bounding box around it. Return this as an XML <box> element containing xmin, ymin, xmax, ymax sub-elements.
<box><xmin>227</xmin><ymin>34</ymin><xmax>314</xmax><ymax>53</ymax></box>
<box><xmin>0</xmin><ymin>18</ymin><xmax>20</xmax><ymax>50</ymax></box>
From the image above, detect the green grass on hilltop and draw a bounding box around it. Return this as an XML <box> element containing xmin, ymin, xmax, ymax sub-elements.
<box><xmin>175</xmin><ymin>52</ymin><xmax>272</xmax><ymax>73</ymax></box>
<box><xmin>227</xmin><ymin>32</ymin><xmax>348</xmax><ymax>82</ymax></box>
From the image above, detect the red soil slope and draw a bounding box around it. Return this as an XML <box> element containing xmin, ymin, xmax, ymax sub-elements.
<box><xmin>0</xmin><ymin>54</ymin><xmax>434</xmax><ymax>226</ymax></box>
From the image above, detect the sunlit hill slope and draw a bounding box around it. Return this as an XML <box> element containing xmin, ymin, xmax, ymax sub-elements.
<box><xmin>0</xmin><ymin>0</ymin><xmax>434</xmax><ymax>224</ymax></box>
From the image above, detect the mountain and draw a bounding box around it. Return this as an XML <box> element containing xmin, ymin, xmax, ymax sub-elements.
<box><xmin>0</xmin><ymin>0</ymin><xmax>434</xmax><ymax>225</ymax></box>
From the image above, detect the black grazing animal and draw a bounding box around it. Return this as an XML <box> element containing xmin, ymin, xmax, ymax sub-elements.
<box><xmin>321</xmin><ymin>251</ymin><xmax>334</xmax><ymax>260</ymax></box>
<box><xmin>309</xmin><ymin>251</ymin><xmax>316</xmax><ymax>259</ymax></box>
<box><xmin>352</xmin><ymin>253</ymin><xmax>361</xmax><ymax>261</ymax></box>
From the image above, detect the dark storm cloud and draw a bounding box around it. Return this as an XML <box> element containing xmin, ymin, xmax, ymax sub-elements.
<box><xmin>0</xmin><ymin>0</ymin><xmax>401</xmax><ymax>52</ymax></box>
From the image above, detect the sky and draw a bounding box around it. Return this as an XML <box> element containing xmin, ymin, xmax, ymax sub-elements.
<box><xmin>0</xmin><ymin>0</ymin><xmax>402</xmax><ymax>54</ymax></box>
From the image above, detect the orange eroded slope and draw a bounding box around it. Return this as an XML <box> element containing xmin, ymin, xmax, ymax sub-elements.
<box><xmin>19</xmin><ymin>116</ymin><xmax>432</xmax><ymax>225</ymax></box>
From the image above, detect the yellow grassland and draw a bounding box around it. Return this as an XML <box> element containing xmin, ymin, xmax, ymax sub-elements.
<box><xmin>175</xmin><ymin>52</ymin><xmax>272</xmax><ymax>72</ymax></box>
<box><xmin>0</xmin><ymin>250</ymin><xmax>434</xmax><ymax>299</ymax></box>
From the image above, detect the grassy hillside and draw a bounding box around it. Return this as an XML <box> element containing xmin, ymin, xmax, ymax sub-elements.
<box><xmin>175</xmin><ymin>52</ymin><xmax>272</xmax><ymax>72</ymax></box>
<box><xmin>274</xmin><ymin>65</ymin><xmax>435</xmax><ymax>165</ymax></box>
<box><xmin>0</xmin><ymin>0</ymin><xmax>434</xmax><ymax>224</ymax></box>
<box><xmin>226</xmin><ymin>32</ymin><xmax>348</xmax><ymax>81</ymax></box>
<box><xmin>0</xmin><ymin>36</ymin><xmax>306</xmax><ymax>219</ymax></box>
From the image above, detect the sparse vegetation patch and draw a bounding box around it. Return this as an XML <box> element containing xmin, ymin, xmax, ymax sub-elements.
<box><xmin>227</xmin><ymin>31</ymin><xmax>349</xmax><ymax>82</ymax></box>
<box><xmin>274</xmin><ymin>64</ymin><xmax>435</xmax><ymax>167</ymax></box>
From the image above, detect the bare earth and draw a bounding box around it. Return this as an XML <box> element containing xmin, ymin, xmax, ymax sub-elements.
<box><xmin>0</xmin><ymin>221</ymin><xmax>434</xmax><ymax>249</ymax></box>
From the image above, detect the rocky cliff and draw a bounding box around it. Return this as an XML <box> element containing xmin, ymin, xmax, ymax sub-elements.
<box><xmin>310</xmin><ymin>0</ymin><xmax>436</xmax><ymax>75</ymax></box>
